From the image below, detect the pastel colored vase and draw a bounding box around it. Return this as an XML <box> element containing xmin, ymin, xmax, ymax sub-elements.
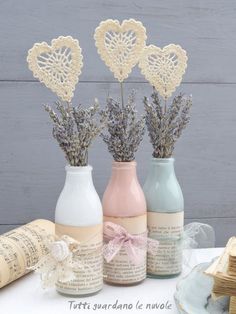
<box><xmin>55</xmin><ymin>165</ymin><xmax>103</xmax><ymax>296</ymax></box>
<box><xmin>143</xmin><ymin>158</ymin><xmax>184</xmax><ymax>278</ymax></box>
<box><xmin>103</xmin><ymin>160</ymin><xmax>147</xmax><ymax>285</ymax></box>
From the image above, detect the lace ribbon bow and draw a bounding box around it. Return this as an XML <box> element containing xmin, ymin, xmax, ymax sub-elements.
<box><xmin>30</xmin><ymin>234</ymin><xmax>99</xmax><ymax>288</ymax></box>
<box><xmin>103</xmin><ymin>222</ymin><xmax>158</xmax><ymax>265</ymax></box>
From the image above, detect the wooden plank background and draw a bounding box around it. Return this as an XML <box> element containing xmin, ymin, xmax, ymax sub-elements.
<box><xmin>0</xmin><ymin>0</ymin><xmax>235</xmax><ymax>246</ymax></box>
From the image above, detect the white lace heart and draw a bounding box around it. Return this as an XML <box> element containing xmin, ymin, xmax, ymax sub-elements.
<box><xmin>139</xmin><ymin>44</ymin><xmax>188</xmax><ymax>99</ymax></box>
<box><xmin>94</xmin><ymin>19</ymin><xmax>146</xmax><ymax>82</ymax></box>
<box><xmin>27</xmin><ymin>36</ymin><xmax>83</xmax><ymax>102</ymax></box>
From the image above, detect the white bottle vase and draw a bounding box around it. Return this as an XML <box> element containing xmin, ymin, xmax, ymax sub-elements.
<box><xmin>55</xmin><ymin>165</ymin><xmax>103</xmax><ymax>295</ymax></box>
<box><xmin>143</xmin><ymin>158</ymin><xmax>184</xmax><ymax>278</ymax></box>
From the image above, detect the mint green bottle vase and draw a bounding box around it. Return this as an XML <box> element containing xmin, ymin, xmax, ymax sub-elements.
<box><xmin>143</xmin><ymin>158</ymin><xmax>184</xmax><ymax>278</ymax></box>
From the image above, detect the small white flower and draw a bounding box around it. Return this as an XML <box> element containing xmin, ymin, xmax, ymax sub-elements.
<box><xmin>50</xmin><ymin>240</ymin><xmax>70</xmax><ymax>262</ymax></box>
<box><xmin>30</xmin><ymin>235</ymin><xmax>80</xmax><ymax>288</ymax></box>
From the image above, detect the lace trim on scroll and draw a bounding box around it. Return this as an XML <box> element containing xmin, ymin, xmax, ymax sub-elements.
<box><xmin>27</xmin><ymin>36</ymin><xmax>83</xmax><ymax>102</ymax></box>
<box><xmin>94</xmin><ymin>19</ymin><xmax>146</xmax><ymax>82</ymax></box>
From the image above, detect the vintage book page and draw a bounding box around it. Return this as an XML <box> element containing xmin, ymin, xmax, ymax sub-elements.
<box><xmin>0</xmin><ymin>219</ymin><xmax>54</xmax><ymax>288</ymax></box>
<box><xmin>205</xmin><ymin>237</ymin><xmax>236</xmax><ymax>299</ymax></box>
<box><xmin>228</xmin><ymin>241</ymin><xmax>236</xmax><ymax>275</ymax></box>
<box><xmin>230</xmin><ymin>296</ymin><xmax>236</xmax><ymax>314</ymax></box>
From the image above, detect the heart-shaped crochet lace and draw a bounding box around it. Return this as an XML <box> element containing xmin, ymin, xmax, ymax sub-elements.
<box><xmin>94</xmin><ymin>19</ymin><xmax>146</xmax><ymax>82</ymax></box>
<box><xmin>139</xmin><ymin>44</ymin><xmax>187</xmax><ymax>99</ymax></box>
<box><xmin>27</xmin><ymin>36</ymin><xmax>83</xmax><ymax>102</ymax></box>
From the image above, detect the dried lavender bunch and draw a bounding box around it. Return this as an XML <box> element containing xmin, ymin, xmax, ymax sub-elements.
<box><xmin>100</xmin><ymin>92</ymin><xmax>145</xmax><ymax>162</ymax></box>
<box><xmin>44</xmin><ymin>100</ymin><xmax>106</xmax><ymax>166</ymax></box>
<box><xmin>144</xmin><ymin>90</ymin><xmax>192</xmax><ymax>158</ymax></box>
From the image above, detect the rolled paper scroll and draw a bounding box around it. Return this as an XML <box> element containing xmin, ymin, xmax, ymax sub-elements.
<box><xmin>0</xmin><ymin>219</ymin><xmax>54</xmax><ymax>288</ymax></box>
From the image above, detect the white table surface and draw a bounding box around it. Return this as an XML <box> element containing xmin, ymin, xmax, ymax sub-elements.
<box><xmin>0</xmin><ymin>248</ymin><xmax>223</xmax><ymax>314</ymax></box>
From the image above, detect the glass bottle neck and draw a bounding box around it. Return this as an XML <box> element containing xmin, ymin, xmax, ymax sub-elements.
<box><xmin>111</xmin><ymin>161</ymin><xmax>138</xmax><ymax>183</ymax></box>
<box><xmin>150</xmin><ymin>158</ymin><xmax>175</xmax><ymax>178</ymax></box>
<box><xmin>65</xmin><ymin>165</ymin><xmax>93</xmax><ymax>187</ymax></box>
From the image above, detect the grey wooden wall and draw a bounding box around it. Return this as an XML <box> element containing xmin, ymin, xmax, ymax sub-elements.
<box><xmin>0</xmin><ymin>0</ymin><xmax>235</xmax><ymax>246</ymax></box>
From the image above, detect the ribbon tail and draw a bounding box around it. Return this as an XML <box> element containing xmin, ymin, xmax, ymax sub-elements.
<box><xmin>125</xmin><ymin>241</ymin><xmax>145</xmax><ymax>266</ymax></box>
<box><xmin>147</xmin><ymin>238</ymin><xmax>159</xmax><ymax>255</ymax></box>
<box><xmin>103</xmin><ymin>238</ymin><xmax>124</xmax><ymax>263</ymax></box>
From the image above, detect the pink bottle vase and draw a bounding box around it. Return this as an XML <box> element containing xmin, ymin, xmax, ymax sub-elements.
<box><xmin>103</xmin><ymin>161</ymin><xmax>147</xmax><ymax>285</ymax></box>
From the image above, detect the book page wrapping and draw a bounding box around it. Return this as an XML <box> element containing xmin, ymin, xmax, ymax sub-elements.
<box><xmin>0</xmin><ymin>219</ymin><xmax>54</xmax><ymax>288</ymax></box>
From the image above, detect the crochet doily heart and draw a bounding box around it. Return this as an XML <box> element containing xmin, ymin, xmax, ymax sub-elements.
<box><xmin>27</xmin><ymin>36</ymin><xmax>83</xmax><ymax>102</ymax></box>
<box><xmin>139</xmin><ymin>44</ymin><xmax>188</xmax><ymax>99</ymax></box>
<box><xmin>94</xmin><ymin>19</ymin><xmax>146</xmax><ymax>82</ymax></box>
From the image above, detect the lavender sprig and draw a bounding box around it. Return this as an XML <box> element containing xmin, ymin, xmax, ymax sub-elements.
<box><xmin>144</xmin><ymin>90</ymin><xmax>192</xmax><ymax>158</ymax></box>
<box><xmin>44</xmin><ymin>100</ymin><xmax>106</xmax><ymax>166</ymax></box>
<box><xmin>100</xmin><ymin>92</ymin><xmax>145</xmax><ymax>162</ymax></box>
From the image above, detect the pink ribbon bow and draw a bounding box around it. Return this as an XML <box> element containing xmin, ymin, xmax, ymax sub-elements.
<box><xmin>103</xmin><ymin>222</ymin><xmax>159</xmax><ymax>265</ymax></box>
